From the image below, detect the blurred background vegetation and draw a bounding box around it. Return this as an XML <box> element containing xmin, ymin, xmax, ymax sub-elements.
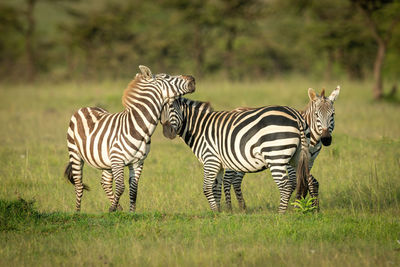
<box><xmin>1</xmin><ymin>0</ymin><xmax>400</xmax><ymax>99</ymax></box>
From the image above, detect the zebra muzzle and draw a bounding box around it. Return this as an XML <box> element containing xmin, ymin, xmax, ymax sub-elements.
<box><xmin>162</xmin><ymin>121</ymin><xmax>177</xmax><ymax>139</ymax></box>
<box><xmin>183</xmin><ymin>75</ymin><xmax>196</xmax><ymax>93</ymax></box>
<box><xmin>321</xmin><ymin>129</ymin><xmax>332</xmax><ymax>146</ymax></box>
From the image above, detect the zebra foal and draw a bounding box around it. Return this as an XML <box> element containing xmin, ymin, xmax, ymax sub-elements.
<box><xmin>64</xmin><ymin>65</ymin><xmax>195</xmax><ymax>212</ymax></box>
<box><xmin>224</xmin><ymin>86</ymin><xmax>340</xmax><ymax>211</ymax></box>
<box><xmin>161</xmin><ymin>97</ymin><xmax>310</xmax><ymax>213</ymax></box>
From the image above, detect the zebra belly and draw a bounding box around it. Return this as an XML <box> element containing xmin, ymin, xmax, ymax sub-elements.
<box><xmin>75</xmin><ymin>135</ymin><xmax>149</xmax><ymax>170</ymax></box>
<box><xmin>220</xmin><ymin>147</ymin><xmax>297</xmax><ymax>173</ymax></box>
<box><xmin>220</xmin><ymin>157</ymin><xmax>266</xmax><ymax>173</ymax></box>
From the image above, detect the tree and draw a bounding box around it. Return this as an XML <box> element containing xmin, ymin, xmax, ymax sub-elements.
<box><xmin>0</xmin><ymin>3</ymin><xmax>24</xmax><ymax>78</ymax></box>
<box><xmin>215</xmin><ymin>0</ymin><xmax>264</xmax><ymax>79</ymax></box>
<box><xmin>350</xmin><ymin>0</ymin><xmax>400</xmax><ymax>99</ymax></box>
<box><xmin>24</xmin><ymin>0</ymin><xmax>37</xmax><ymax>81</ymax></box>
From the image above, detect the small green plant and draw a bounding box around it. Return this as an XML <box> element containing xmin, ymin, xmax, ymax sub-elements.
<box><xmin>291</xmin><ymin>197</ymin><xmax>317</xmax><ymax>214</ymax></box>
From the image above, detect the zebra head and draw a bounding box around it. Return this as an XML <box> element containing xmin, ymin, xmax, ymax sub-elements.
<box><xmin>161</xmin><ymin>97</ymin><xmax>213</xmax><ymax>140</ymax></box>
<box><xmin>138</xmin><ymin>65</ymin><xmax>195</xmax><ymax>104</ymax></box>
<box><xmin>306</xmin><ymin>86</ymin><xmax>340</xmax><ymax>146</ymax></box>
<box><xmin>160</xmin><ymin>98</ymin><xmax>183</xmax><ymax>139</ymax></box>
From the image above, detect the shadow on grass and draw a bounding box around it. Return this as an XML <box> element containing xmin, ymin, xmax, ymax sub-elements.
<box><xmin>0</xmin><ymin>198</ymin><xmax>246</xmax><ymax>233</ymax></box>
<box><xmin>0</xmin><ymin>198</ymin><xmax>313</xmax><ymax>232</ymax></box>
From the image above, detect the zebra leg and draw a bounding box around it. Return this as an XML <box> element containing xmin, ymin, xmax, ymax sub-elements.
<box><xmin>128</xmin><ymin>163</ymin><xmax>143</xmax><ymax>212</ymax></box>
<box><xmin>308</xmin><ymin>174</ymin><xmax>319</xmax><ymax>210</ymax></box>
<box><xmin>270</xmin><ymin>165</ymin><xmax>292</xmax><ymax>214</ymax></box>
<box><xmin>203</xmin><ymin>162</ymin><xmax>222</xmax><ymax>212</ymax></box>
<box><xmin>232</xmin><ymin>172</ymin><xmax>246</xmax><ymax>211</ymax></box>
<box><xmin>223</xmin><ymin>170</ymin><xmax>235</xmax><ymax>211</ymax></box>
<box><xmin>66</xmin><ymin>147</ymin><xmax>86</xmax><ymax>212</ymax></box>
<box><xmin>100</xmin><ymin>170</ymin><xmax>122</xmax><ymax>211</ymax></box>
<box><xmin>212</xmin><ymin>169</ymin><xmax>224</xmax><ymax>210</ymax></box>
<box><xmin>287</xmin><ymin>166</ymin><xmax>297</xmax><ymax>197</ymax></box>
<box><xmin>70</xmin><ymin>159</ymin><xmax>84</xmax><ymax>212</ymax></box>
<box><xmin>109</xmin><ymin>160</ymin><xmax>125</xmax><ymax>212</ymax></box>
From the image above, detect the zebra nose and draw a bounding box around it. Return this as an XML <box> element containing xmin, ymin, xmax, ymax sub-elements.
<box><xmin>183</xmin><ymin>75</ymin><xmax>195</xmax><ymax>92</ymax></box>
<box><xmin>321</xmin><ymin>129</ymin><xmax>332</xmax><ymax>146</ymax></box>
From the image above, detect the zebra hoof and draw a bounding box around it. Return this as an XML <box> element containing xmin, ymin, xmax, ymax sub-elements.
<box><xmin>109</xmin><ymin>205</ymin><xmax>117</xmax><ymax>212</ymax></box>
<box><xmin>129</xmin><ymin>204</ymin><xmax>136</xmax><ymax>212</ymax></box>
<box><xmin>278</xmin><ymin>209</ymin><xmax>287</xmax><ymax>214</ymax></box>
<box><xmin>212</xmin><ymin>207</ymin><xmax>221</xmax><ymax>213</ymax></box>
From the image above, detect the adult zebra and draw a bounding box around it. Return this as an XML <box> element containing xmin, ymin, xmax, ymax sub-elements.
<box><xmin>64</xmin><ymin>65</ymin><xmax>195</xmax><ymax>212</ymax></box>
<box><xmin>160</xmin><ymin>97</ymin><xmax>311</xmax><ymax>213</ymax></box>
<box><xmin>223</xmin><ymin>86</ymin><xmax>341</xmax><ymax>211</ymax></box>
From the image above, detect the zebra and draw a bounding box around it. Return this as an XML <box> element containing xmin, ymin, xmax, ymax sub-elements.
<box><xmin>64</xmin><ymin>65</ymin><xmax>195</xmax><ymax>212</ymax></box>
<box><xmin>160</xmin><ymin>97</ymin><xmax>311</xmax><ymax>213</ymax></box>
<box><xmin>223</xmin><ymin>86</ymin><xmax>341</xmax><ymax>211</ymax></box>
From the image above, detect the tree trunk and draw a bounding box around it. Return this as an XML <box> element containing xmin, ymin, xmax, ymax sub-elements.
<box><xmin>352</xmin><ymin>1</ymin><xmax>400</xmax><ymax>100</ymax></box>
<box><xmin>373</xmin><ymin>40</ymin><xmax>386</xmax><ymax>100</ymax></box>
<box><xmin>25</xmin><ymin>0</ymin><xmax>37</xmax><ymax>81</ymax></box>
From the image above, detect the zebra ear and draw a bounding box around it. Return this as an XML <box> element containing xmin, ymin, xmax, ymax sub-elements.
<box><xmin>139</xmin><ymin>65</ymin><xmax>153</xmax><ymax>79</ymax></box>
<box><xmin>160</xmin><ymin>104</ymin><xmax>169</xmax><ymax>125</ymax></box>
<box><xmin>320</xmin><ymin>89</ymin><xmax>325</xmax><ymax>98</ymax></box>
<box><xmin>328</xmin><ymin>85</ymin><xmax>340</xmax><ymax>102</ymax></box>
<box><xmin>308</xmin><ymin>88</ymin><xmax>317</xmax><ymax>101</ymax></box>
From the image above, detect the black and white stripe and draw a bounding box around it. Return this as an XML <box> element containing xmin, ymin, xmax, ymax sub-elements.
<box><xmin>225</xmin><ymin>86</ymin><xmax>340</xmax><ymax>211</ymax></box>
<box><xmin>64</xmin><ymin>65</ymin><xmax>195</xmax><ymax>212</ymax></box>
<box><xmin>161</xmin><ymin>98</ymin><xmax>310</xmax><ymax>213</ymax></box>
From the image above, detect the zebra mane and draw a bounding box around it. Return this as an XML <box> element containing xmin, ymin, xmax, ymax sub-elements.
<box><xmin>183</xmin><ymin>97</ymin><xmax>214</xmax><ymax>112</ymax></box>
<box><xmin>232</xmin><ymin>106</ymin><xmax>255</xmax><ymax>112</ymax></box>
<box><xmin>122</xmin><ymin>74</ymin><xmax>144</xmax><ymax>109</ymax></box>
<box><xmin>302</xmin><ymin>100</ymin><xmax>312</xmax><ymax>114</ymax></box>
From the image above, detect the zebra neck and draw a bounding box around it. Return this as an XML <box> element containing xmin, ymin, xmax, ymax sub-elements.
<box><xmin>125</xmin><ymin>102</ymin><xmax>163</xmax><ymax>137</ymax></box>
<box><xmin>179</xmin><ymin>107</ymin><xmax>211</xmax><ymax>148</ymax></box>
<box><xmin>301</xmin><ymin>107</ymin><xmax>320</xmax><ymax>147</ymax></box>
<box><xmin>122</xmin><ymin>79</ymin><xmax>163</xmax><ymax>110</ymax></box>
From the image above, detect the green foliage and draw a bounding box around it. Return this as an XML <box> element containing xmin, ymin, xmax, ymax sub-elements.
<box><xmin>291</xmin><ymin>197</ymin><xmax>317</xmax><ymax>214</ymax></box>
<box><xmin>1</xmin><ymin>0</ymin><xmax>400</xmax><ymax>83</ymax></box>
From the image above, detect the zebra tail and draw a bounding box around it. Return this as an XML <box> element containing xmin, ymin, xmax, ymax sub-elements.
<box><xmin>295</xmin><ymin>149</ymin><xmax>309</xmax><ymax>198</ymax></box>
<box><xmin>64</xmin><ymin>162</ymin><xmax>90</xmax><ymax>191</ymax></box>
<box><xmin>295</xmin><ymin>123</ymin><xmax>309</xmax><ymax>198</ymax></box>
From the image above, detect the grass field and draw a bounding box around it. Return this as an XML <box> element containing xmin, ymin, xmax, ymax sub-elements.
<box><xmin>0</xmin><ymin>77</ymin><xmax>399</xmax><ymax>266</ymax></box>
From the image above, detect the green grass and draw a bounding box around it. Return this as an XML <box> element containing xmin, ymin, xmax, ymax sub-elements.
<box><xmin>0</xmin><ymin>78</ymin><xmax>399</xmax><ymax>266</ymax></box>
<box><xmin>1</xmin><ymin>199</ymin><xmax>399</xmax><ymax>266</ymax></box>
